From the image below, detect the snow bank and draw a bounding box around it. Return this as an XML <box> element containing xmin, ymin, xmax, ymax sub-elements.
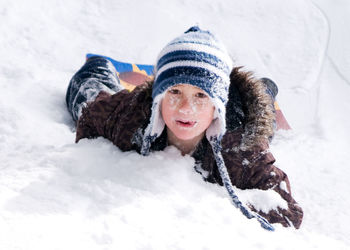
<box><xmin>1</xmin><ymin>0</ymin><xmax>349</xmax><ymax>249</ymax></box>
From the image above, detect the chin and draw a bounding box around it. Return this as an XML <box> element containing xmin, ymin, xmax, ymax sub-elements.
<box><xmin>172</xmin><ymin>129</ymin><xmax>202</xmax><ymax>141</ymax></box>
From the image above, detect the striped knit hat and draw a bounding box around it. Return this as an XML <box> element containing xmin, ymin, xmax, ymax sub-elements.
<box><xmin>141</xmin><ymin>26</ymin><xmax>233</xmax><ymax>153</ymax></box>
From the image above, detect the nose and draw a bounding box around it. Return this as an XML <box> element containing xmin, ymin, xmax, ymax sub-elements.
<box><xmin>178</xmin><ymin>96</ymin><xmax>194</xmax><ymax>114</ymax></box>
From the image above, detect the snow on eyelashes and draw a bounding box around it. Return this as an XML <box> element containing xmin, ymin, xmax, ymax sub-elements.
<box><xmin>166</xmin><ymin>89</ymin><xmax>214</xmax><ymax>113</ymax></box>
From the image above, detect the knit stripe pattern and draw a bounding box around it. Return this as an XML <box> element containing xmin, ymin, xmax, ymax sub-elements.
<box><xmin>152</xmin><ymin>26</ymin><xmax>233</xmax><ymax>105</ymax></box>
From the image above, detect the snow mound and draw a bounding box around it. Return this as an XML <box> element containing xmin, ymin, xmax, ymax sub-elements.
<box><xmin>1</xmin><ymin>0</ymin><xmax>349</xmax><ymax>249</ymax></box>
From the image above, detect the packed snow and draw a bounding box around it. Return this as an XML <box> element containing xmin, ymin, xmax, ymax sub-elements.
<box><xmin>1</xmin><ymin>0</ymin><xmax>350</xmax><ymax>249</ymax></box>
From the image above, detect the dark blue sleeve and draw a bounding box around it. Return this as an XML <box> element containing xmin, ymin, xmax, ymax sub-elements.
<box><xmin>260</xmin><ymin>77</ymin><xmax>278</xmax><ymax>101</ymax></box>
<box><xmin>66</xmin><ymin>56</ymin><xmax>124</xmax><ymax>122</ymax></box>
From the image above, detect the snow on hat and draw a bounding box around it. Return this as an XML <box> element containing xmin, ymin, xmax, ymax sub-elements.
<box><xmin>141</xmin><ymin>26</ymin><xmax>233</xmax><ymax>155</ymax></box>
<box><xmin>140</xmin><ymin>26</ymin><xmax>274</xmax><ymax>231</ymax></box>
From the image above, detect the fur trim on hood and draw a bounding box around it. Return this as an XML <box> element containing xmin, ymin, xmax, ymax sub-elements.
<box><xmin>229</xmin><ymin>67</ymin><xmax>275</xmax><ymax>150</ymax></box>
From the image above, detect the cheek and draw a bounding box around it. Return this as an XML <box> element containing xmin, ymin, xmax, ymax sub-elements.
<box><xmin>197</xmin><ymin>106</ymin><xmax>215</xmax><ymax>124</ymax></box>
<box><xmin>161</xmin><ymin>99</ymin><xmax>175</xmax><ymax>124</ymax></box>
<box><xmin>168</xmin><ymin>95</ymin><xmax>181</xmax><ymax>109</ymax></box>
<box><xmin>191</xmin><ymin>97</ymin><xmax>214</xmax><ymax>113</ymax></box>
<box><xmin>193</xmin><ymin>100</ymin><xmax>215</xmax><ymax>118</ymax></box>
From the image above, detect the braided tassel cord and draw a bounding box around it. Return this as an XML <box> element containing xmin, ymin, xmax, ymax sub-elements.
<box><xmin>211</xmin><ymin>141</ymin><xmax>275</xmax><ymax>231</ymax></box>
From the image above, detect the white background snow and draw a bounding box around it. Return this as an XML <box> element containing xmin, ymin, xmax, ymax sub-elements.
<box><xmin>1</xmin><ymin>0</ymin><xmax>350</xmax><ymax>249</ymax></box>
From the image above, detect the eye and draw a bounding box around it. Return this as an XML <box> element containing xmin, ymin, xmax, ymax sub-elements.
<box><xmin>195</xmin><ymin>92</ymin><xmax>208</xmax><ymax>98</ymax></box>
<box><xmin>168</xmin><ymin>88</ymin><xmax>181</xmax><ymax>95</ymax></box>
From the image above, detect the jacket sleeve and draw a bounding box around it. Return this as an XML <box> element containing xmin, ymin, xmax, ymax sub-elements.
<box><xmin>221</xmin><ymin>132</ymin><xmax>303</xmax><ymax>229</ymax></box>
<box><xmin>75</xmin><ymin>89</ymin><xmax>130</xmax><ymax>143</ymax></box>
<box><xmin>75</xmin><ymin>83</ymin><xmax>153</xmax><ymax>151</ymax></box>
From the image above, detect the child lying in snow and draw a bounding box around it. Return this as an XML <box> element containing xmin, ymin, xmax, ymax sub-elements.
<box><xmin>66</xmin><ymin>26</ymin><xmax>303</xmax><ymax>230</ymax></box>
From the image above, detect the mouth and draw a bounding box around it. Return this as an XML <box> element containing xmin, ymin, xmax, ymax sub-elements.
<box><xmin>175</xmin><ymin>119</ymin><xmax>197</xmax><ymax>128</ymax></box>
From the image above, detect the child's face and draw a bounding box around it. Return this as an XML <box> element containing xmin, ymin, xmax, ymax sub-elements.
<box><xmin>161</xmin><ymin>84</ymin><xmax>215</xmax><ymax>141</ymax></box>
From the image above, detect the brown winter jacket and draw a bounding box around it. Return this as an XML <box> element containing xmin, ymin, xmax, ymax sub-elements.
<box><xmin>75</xmin><ymin>67</ymin><xmax>303</xmax><ymax>229</ymax></box>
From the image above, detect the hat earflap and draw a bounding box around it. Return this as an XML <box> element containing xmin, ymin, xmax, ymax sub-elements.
<box><xmin>206</xmin><ymin>100</ymin><xmax>227</xmax><ymax>143</ymax></box>
<box><xmin>140</xmin><ymin>94</ymin><xmax>165</xmax><ymax>156</ymax></box>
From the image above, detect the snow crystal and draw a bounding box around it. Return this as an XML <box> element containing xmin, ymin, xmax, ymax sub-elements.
<box><xmin>279</xmin><ymin>181</ymin><xmax>289</xmax><ymax>193</ymax></box>
<box><xmin>242</xmin><ymin>158</ymin><xmax>250</xmax><ymax>166</ymax></box>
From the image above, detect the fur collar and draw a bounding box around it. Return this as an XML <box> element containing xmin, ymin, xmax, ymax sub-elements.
<box><xmin>229</xmin><ymin>67</ymin><xmax>275</xmax><ymax>149</ymax></box>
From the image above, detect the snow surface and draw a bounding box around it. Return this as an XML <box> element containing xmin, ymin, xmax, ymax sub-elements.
<box><xmin>1</xmin><ymin>0</ymin><xmax>350</xmax><ymax>249</ymax></box>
